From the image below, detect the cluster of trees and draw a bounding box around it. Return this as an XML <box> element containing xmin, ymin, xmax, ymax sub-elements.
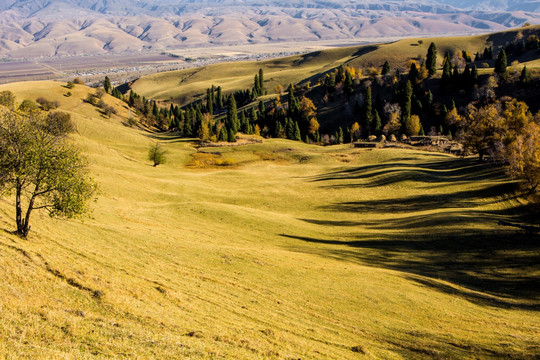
<box><xmin>0</xmin><ymin>91</ymin><xmax>96</xmax><ymax>237</ymax></box>
<box><xmin>449</xmin><ymin>97</ymin><xmax>540</xmax><ymax>193</ymax></box>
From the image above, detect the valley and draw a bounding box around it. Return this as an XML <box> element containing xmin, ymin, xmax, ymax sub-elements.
<box><xmin>0</xmin><ymin>14</ymin><xmax>539</xmax><ymax>359</ymax></box>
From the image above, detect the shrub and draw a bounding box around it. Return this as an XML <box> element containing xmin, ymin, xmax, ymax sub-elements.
<box><xmin>36</xmin><ymin>97</ymin><xmax>59</xmax><ymax>111</ymax></box>
<box><xmin>65</xmin><ymin>81</ymin><xmax>75</xmax><ymax>89</ymax></box>
<box><xmin>85</xmin><ymin>93</ymin><xmax>97</xmax><ymax>105</ymax></box>
<box><xmin>18</xmin><ymin>99</ymin><xmax>39</xmax><ymax>113</ymax></box>
<box><xmin>127</xmin><ymin>117</ymin><xmax>138</xmax><ymax>127</ymax></box>
<box><xmin>480</xmin><ymin>62</ymin><xmax>490</xmax><ymax>68</ymax></box>
<box><xmin>73</xmin><ymin>77</ymin><xmax>84</xmax><ymax>85</ymax></box>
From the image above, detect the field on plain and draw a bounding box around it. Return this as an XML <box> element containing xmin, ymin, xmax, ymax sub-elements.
<box><xmin>0</xmin><ymin>81</ymin><xmax>539</xmax><ymax>358</ymax></box>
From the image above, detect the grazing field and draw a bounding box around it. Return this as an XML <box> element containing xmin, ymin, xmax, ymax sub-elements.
<box><xmin>0</xmin><ymin>81</ymin><xmax>539</xmax><ymax>358</ymax></box>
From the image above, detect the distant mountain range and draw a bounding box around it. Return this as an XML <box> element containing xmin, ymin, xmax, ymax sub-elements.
<box><xmin>0</xmin><ymin>0</ymin><xmax>539</xmax><ymax>58</ymax></box>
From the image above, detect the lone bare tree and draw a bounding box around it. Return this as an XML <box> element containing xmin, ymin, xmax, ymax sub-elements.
<box><xmin>0</xmin><ymin>104</ymin><xmax>96</xmax><ymax>238</ymax></box>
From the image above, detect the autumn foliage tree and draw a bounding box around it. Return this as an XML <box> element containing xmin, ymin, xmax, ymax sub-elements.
<box><xmin>458</xmin><ymin>102</ymin><xmax>505</xmax><ymax>160</ymax></box>
<box><xmin>505</xmin><ymin>121</ymin><xmax>540</xmax><ymax>194</ymax></box>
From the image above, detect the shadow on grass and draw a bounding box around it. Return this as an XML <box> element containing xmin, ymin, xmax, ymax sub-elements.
<box><xmin>283</xmin><ymin>156</ymin><xmax>540</xmax><ymax>309</ymax></box>
<box><xmin>143</xmin><ymin>131</ymin><xmax>197</xmax><ymax>144</ymax></box>
<box><xmin>311</xmin><ymin>157</ymin><xmax>508</xmax><ymax>188</ymax></box>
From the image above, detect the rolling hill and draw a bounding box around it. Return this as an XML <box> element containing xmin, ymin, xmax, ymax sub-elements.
<box><xmin>0</xmin><ymin>79</ymin><xmax>539</xmax><ymax>358</ymax></box>
<box><xmin>131</xmin><ymin>25</ymin><xmax>540</xmax><ymax>107</ymax></box>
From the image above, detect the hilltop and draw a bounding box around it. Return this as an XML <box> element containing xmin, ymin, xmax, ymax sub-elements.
<box><xmin>0</xmin><ymin>78</ymin><xmax>539</xmax><ymax>358</ymax></box>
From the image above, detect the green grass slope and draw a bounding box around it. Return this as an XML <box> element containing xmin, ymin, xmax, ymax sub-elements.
<box><xmin>0</xmin><ymin>81</ymin><xmax>539</xmax><ymax>358</ymax></box>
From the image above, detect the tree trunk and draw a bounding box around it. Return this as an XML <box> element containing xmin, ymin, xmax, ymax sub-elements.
<box><xmin>14</xmin><ymin>181</ymin><xmax>30</xmax><ymax>238</ymax></box>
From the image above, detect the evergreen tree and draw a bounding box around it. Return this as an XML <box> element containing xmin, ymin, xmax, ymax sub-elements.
<box><xmin>129</xmin><ymin>91</ymin><xmax>135</xmax><ymax>106</ymax></box>
<box><xmin>336</xmin><ymin>65</ymin><xmax>345</xmax><ymax>84</ymax></box>
<box><xmin>441</xmin><ymin>53</ymin><xmax>452</xmax><ymax>86</ymax></box>
<box><xmin>426</xmin><ymin>42</ymin><xmax>437</xmax><ymax>76</ymax></box>
<box><xmin>259</xmin><ymin>68</ymin><xmax>264</xmax><ymax>94</ymax></box>
<box><xmin>286</xmin><ymin>118</ymin><xmax>295</xmax><ymax>139</ymax></box>
<box><xmin>344</xmin><ymin>72</ymin><xmax>354</xmax><ymax>99</ymax></box>
<box><xmin>219</xmin><ymin>126</ymin><xmax>228</xmax><ymax>141</ymax></box>
<box><xmin>520</xmin><ymin>66</ymin><xmax>531</xmax><ymax>84</ymax></box>
<box><xmin>258</xmin><ymin>100</ymin><xmax>265</xmax><ymax>115</ymax></box>
<box><xmin>226</xmin><ymin>94</ymin><xmax>239</xmax><ymax>133</ymax></box>
<box><xmin>250</xmin><ymin>106</ymin><xmax>258</xmax><ymax>123</ymax></box>
<box><xmin>104</xmin><ymin>76</ymin><xmax>111</xmax><ymax>94</ymax></box>
<box><xmin>409</xmin><ymin>61</ymin><xmax>419</xmax><ymax>83</ymax></box>
<box><xmin>401</xmin><ymin>80</ymin><xmax>413</xmax><ymax>133</ymax></box>
<box><xmin>152</xmin><ymin>101</ymin><xmax>159</xmax><ymax>118</ymax></box>
<box><xmin>495</xmin><ymin>49</ymin><xmax>507</xmax><ymax>74</ymax></box>
<box><xmin>452</xmin><ymin>65</ymin><xmax>459</xmax><ymax>80</ymax></box>
<box><xmin>382</xmin><ymin>61</ymin><xmax>391</xmax><ymax>75</ymax></box>
<box><xmin>184</xmin><ymin>113</ymin><xmax>193</xmax><ymax>137</ymax></box>
<box><xmin>228</xmin><ymin>128</ymin><xmax>236</xmax><ymax>142</ymax></box>
<box><xmin>338</xmin><ymin>127</ymin><xmax>344</xmax><ymax>144</ymax></box>
<box><xmin>372</xmin><ymin>110</ymin><xmax>382</xmax><ymax>135</ymax></box>
<box><xmin>216</xmin><ymin>86</ymin><xmax>223</xmax><ymax>109</ymax></box>
<box><xmin>293</xmin><ymin>121</ymin><xmax>302</xmax><ymax>141</ymax></box>
<box><xmin>471</xmin><ymin>65</ymin><xmax>479</xmax><ymax>83</ymax></box>
<box><xmin>253</xmin><ymin>74</ymin><xmax>260</xmax><ymax>97</ymax></box>
<box><xmin>195</xmin><ymin>108</ymin><xmax>203</xmax><ymax>132</ymax></box>
<box><xmin>240</xmin><ymin>110</ymin><xmax>249</xmax><ymax>133</ymax></box>
<box><xmin>206</xmin><ymin>88</ymin><xmax>213</xmax><ymax>114</ymax></box>
<box><xmin>363</xmin><ymin>86</ymin><xmax>373</xmax><ymax>132</ymax></box>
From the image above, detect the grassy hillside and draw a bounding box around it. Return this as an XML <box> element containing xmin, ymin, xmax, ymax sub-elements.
<box><xmin>132</xmin><ymin>25</ymin><xmax>540</xmax><ymax>107</ymax></box>
<box><xmin>0</xmin><ymin>81</ymin><xmax>539</xmax><ymax>358</ymax></box>
<box><xmin>131</xmin><ymin>46</ymin><xmax>359</xmax><ymax>105</ymax></box>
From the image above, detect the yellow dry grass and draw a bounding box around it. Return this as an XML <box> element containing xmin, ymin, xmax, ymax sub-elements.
<box><xmin>0</xmin><ymin>81</ymin><xmax>538</xmax><ymax>359</ymax></box>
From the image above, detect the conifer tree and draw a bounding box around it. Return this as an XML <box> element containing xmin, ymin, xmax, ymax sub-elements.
<box><xmin>228</xmin><ymin>128</ymin><xmax>236</xmax><ymax>142</ymax></box>
<box><xmin>338</xmin><ymin>127</ymin><xmax>344</xmax><ymax>144</ymax></box>
<box><xmin>206</xmin><ymin>88</ymin><xmax>213</xmax><ymax>114</ymax></box>
<box><xmin>226</xmin><ymin>94</ymin><xmax>239</xmax><ymax>133</ymax></box>
<box><xmin>220</xmin><ymin>126</ymin><xmax>228</xmax><ymax>142</ymax></box>
<box><xmin>495</xmin><ymin>49</ymin><xmax>508</xmax><ymax>74</ymax></box>
<box><xmin>344</xmin><ymin>72</ymin><xmax>354</xmax><ymax>98</ymax></box>
<box><xmin>382</xmin><ymin>61</ymin><xmax>391</xmax><ymax>75</ymax></box>
<box><xmin>471</xmin><ymin>65</ymin><xmax>479</xmax><ymax>83</ymax></box>
<box><xmin>184</xmin><ymin>113</ymin><xmax>193</xmax><ymax>137</ymax></box>
<box><xmin>520</xmin><ymin>66</ymin><xmax>531</xmax><ymax>84</ymax></box>
<box><xmin>259</xmin><ymin>68</ymin><xmax>264</xmax><ymax>94</ymax></box>
<box><xmin>253</xmin><ymin>74</ymin><xmax>260</xmax><ymax>97</ymax></box>
<box><xmin>250</xmin><ymin>106</ymin><xmax>258</xmax><ymax>123</ymax></box>
<box><xmin>152</xmin><ymin>101</ymin><xmax>159</xmax><ymax>118</ymax></box>
<box><xmin>401</xmin><ymin>80</ymin><xmax>413</xmax><ymax>133</ymax></box>
<box><xmin>240</xmin><ymin>110</ymin><xmax>249</xmax><ymax>133</ymax></box>
<box><xmin>426</xmin><ymin>42</ymin><xmax>437</xmax><ymax>76</ymax></box>
<box><xmin>293</xmin><ymin>121</ymin><xmax>302</xmax><ymax>141</ymax></box>
<box><xmin>217</xmin><ymin>86</ymin><xmax>223</xmax><ymax>109</ymax></box>
<box><xmin>372</xmin><ymin>109</ymin><xmax>382</xmax><ymax>135</ymax></box>
<box><xmin>336</xmin><ymin>65</ymin><xmax>345</xmax><ymax>84</ymax></box>
<box><xmin>104</xmin><ymin>76</ymin><xmax>111</xmax><ymax>94</ymax></box>
<box><xmin>363</xmin><ymin>86</ymin><xmax>373</xmax><ymax>131</ymax></box>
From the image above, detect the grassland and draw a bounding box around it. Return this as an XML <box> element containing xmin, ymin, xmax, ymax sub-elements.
<box><xmin>132</xmin><ymin>25</ymin><xmax>540</xmax><ymax>107</ymax></box>
<box><xmin>0</xmin><ymin>81</ymin><xmax>538</xmax><ymax>358</ymax></box>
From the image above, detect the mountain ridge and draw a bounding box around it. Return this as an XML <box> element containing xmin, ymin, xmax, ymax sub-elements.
<box><xmin>0</xmin><ymin>0</ymin><xmax>539</xmax><ymax>58</ymax></box>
